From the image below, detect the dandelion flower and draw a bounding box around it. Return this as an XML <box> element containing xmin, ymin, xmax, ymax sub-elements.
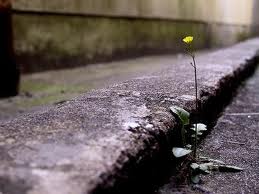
<box><xmin>183</xmin><ymin>36</ymin><xmax>193</xmax><ymax>44</ymax></box>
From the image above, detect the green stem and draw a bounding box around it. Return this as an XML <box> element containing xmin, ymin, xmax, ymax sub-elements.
<box><xmin>192</xmin><ymin>55</ymin><xmax>198</xmax><ymax>159</ymax></box>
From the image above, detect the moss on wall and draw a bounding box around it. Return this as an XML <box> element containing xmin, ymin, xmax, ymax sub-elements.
<box><xmin>11</xmin><ymin>0</ymin><xmax>257</xmax><ymax>73</ymax></box>
<box><xmin>209</xmin><ymin>23</ymin><xmax>251</xmax><ymax>48</ymax></box>
<box><xmin>13</xmin><ymin>0</ymin><xmax>254</xmax><ymax>25</ymax></box>
<box><xmin>13</xmin><ymin>13</ymin><xmax>208</xmax><ymax>72</ymax></box>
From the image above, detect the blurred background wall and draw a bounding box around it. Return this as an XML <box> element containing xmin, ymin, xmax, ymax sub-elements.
<box><xmin>252</xmin><ymin>0</ymin><xmax>259</xmax><ymax>36</ymax></box>
<box><xmin>12</xmin><ymin>0</ymin><xmax>258</xmax><ymax>73</ymax></box>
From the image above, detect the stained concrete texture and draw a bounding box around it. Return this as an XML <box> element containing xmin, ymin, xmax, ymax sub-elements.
<box><xmin>0</xmin><ymin>39</ymin><xmax>259</xmax><ymax>194</ymax></box>
<box><xmin>196</xmin><ymin>65</ymin><xmax>259</xmax><ymax>193</ymax></box>
<box><xmin>0</xmin><ymin>50</ymin><xmax>211</xmax><ymax>121</ymax></box>
<box><xmin>0</xmin><ymin>53</ymin><xmax>190</xmax><ymax>120</ymax></box>
<box><xmin>155</xmin><ymin>64</ymin><xmax>259</xmax><ymax>194</ymax></box>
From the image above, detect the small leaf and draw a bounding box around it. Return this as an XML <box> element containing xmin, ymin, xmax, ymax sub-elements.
<box><xmin>199</xmin><ymin>156</ymin><xmax>225</xmax><ymax>164</ymax></box>
<box><xmin>190</xmin><ymin>163</ymin><xmax>200</xmax><ymax>170</ymax></box>
<box><xmin>191</xmin><ymin>123</ymin><xmax>207</xmax><ymax>132</ymax></box>
<box><xmin>191</xmin><ymin>175</ymin><xmax>200</xmax><ymax>184</ymax></box>
<box><xmin>191</xmin><ymin>163</ymin><xmax>213</xmax><ymax>174</ymax></box>
<box><xmin>197</xmin><ymin>132</ymin><xmax>203</xmax><ymax>136</ymax></box>
<box><xmin>199</xmin><ymin>163</ymin><xmax>213</xmax><ymax>174</ymax></box>
<box><xmin>191</xmin><ymin>135</ymin><xmax>200</xmax><ymax>140</ymax></box>
<box><xmin>218</xmin><ymin>165</ymin><xmax>243</xmax><ymax>172</ymax></box>
<box><xmin>172</xmin><ymin>147</ymin><xmax>192</xmax><ymax>158</ymax></box>
<box><xmin>170</xmin><ymin>106</ymin><xmax>190</xmax><ymax>125</ymax></box>
<box><xmin>186</xmin><ymin>144</ymin><xmax>192</xmax><ymax>149</ymax></box>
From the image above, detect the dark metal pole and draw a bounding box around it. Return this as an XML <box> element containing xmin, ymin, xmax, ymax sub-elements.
<box><xmin>0</xmin><ymin>0</ymin><xmax>20</xmax><ymax>98</ymax></box>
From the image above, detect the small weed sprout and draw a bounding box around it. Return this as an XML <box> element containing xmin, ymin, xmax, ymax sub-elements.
<box><xmin>183</xmin><ymin>36</ymin><xmax>199</xmax><ymax>159</ymax></box>
<box><xmin>169</xmin><ymin>36</ymin><xmax>243</xmax><ymax>184</ymax></box>
<box><xmin>171</xmin><ymin>36</ymin><xmax>201</xmax><ymax>159</ymax></box>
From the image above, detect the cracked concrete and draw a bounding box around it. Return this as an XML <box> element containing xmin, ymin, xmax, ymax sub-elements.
<box><xmin>0</xmin><ymin>39</ymin><xmax>259</xmax><ymax>194</ymax></box>
<box><xmin>197</xmin><ymin>66</ymin><xmax>259</xmax><ymax>194</ymax></box>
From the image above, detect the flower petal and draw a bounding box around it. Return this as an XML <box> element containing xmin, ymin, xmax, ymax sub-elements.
<box><xmin>183</xmin><ymin>36</ymin><xmax>193</xmax><ymax>44</ymax></box>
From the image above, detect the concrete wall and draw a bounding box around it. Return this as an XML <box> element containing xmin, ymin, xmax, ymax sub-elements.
<box><xmin>13</xmin><ymin>14</ymin><xmax>209</xmax><ymax>73</ymax></box>
<box><xmin>13</xmin><ymin>0</ymin><xmax>253</xmax><ymax>24</ymax></box>
<box><xmin>12</xmin><ymin>0</ymin><xmax>257</xmax><ymax>73</ymax></box>
<box><xmin>251</xmin><ymin>0</ymin><xmax>259</xmax><ymax>35</ymax></box>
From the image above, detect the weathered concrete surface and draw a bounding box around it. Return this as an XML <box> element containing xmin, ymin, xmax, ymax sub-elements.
<box><xmin>155</xmin><ymin>59</ymin><xmax>259</xmax><ymax>194</ymax></box>
<box><xmin>196</xmin><ymin>64</ymin><xmax>259</xmax><ymax>193</ymax></box>
<box><xmin>0</xmin><ymin>54</ymin><xmax>180</xmax><ymax>120</ymax></box>
<box><xmin>0</xmin><ymin>39</ymin><xmax>259</xmax><ymax>194</ymax></box>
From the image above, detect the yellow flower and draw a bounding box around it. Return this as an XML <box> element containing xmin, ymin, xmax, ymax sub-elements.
<box><xmin>183</xmin><ymin>36</ymin><xmax>193</xmax><ymax>44</ymax></box>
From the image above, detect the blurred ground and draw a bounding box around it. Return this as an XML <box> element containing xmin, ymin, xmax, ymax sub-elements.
<box><xmin>0</xmin><ymin>53</ymin><xmax>194</xmax><ymax>120</ymax></box>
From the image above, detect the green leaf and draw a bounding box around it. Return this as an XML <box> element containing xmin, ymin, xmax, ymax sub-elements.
<box><xmin>191</xmin><ymin>162</ymin><xmax>212</xmax><ymax>174</ymax></box>
<box><xmin>199</xmin><ymin>156</ymin><xmax>225</xmax><ymax>164</ymax></box>
<box><xmin>191</xmin><ymin>135</ymin><xmax>200</xmax><ymax>140</ymax></box>
<box><xmin>191</xmin><ymin>123</ymin><xmax>207</xmax><ymax>132</ymax></box>
<box><xmin>172</xmin><ymin>147</ymin><xmax>192</xmax><ymax>158</ymax></box>
<box><xmin>199</xmin><ymin>163</ymin><xmax>213</xmax><ymax>174</ymax></box>
<box><xmin>170</xmin><ymin>106</ymin><xmax>190</xmax><ymax>125</ymax></box>
<box><xmin>218</xmin><ymin>165</ymin><xmax>243</xmax><ymax>172</ymax></box>
<box><xmin>190</xmin><ymin>163</ymin><xmax>200</xmax><ymax>170</ymax></box>
<box><xmin>197</xmin><ymin>132</ymin><xmax>203</xmax><ymax>136</ymax></box>
<box><xmin>186</xmin><ymin>144</ymin><xmax>192</xmax><ymax>149</ymax></box>
<box><xmin>191</xmin><ymin>175</ymin><xmax>200</xmax><ymax>184</ymax></box>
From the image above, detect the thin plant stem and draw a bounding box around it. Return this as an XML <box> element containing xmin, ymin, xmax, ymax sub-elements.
<box><xmin>186</xmin><ymin>42</ymin><xmax>198</xmax><ymax>160</ymax></box>
<box><xmin>192</xmin><ymin>55</ymin><xmax>198</xmax><ymax>159</ymax></box>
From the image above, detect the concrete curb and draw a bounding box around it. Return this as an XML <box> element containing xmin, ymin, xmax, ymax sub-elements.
<box><xmin>0</xmin><ymin>39</ymin><xmax>259</xmax><ymax>194</ymax></box>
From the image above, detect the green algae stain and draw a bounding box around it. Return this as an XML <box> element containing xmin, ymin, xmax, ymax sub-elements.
<box><xmin>19</xmin><ymin>80</ymin><xmax>89</xmax><ymax>107</ymax></box>
<box><xmin>13</xmin><ymin>13</ymin><xmax>208</xmax><ymax>64</ymax></box>
<box><xmin>236</xmin><ymin>31</ymin><xmax>250</xmax><ymax>42</ymax></box>
<box><xmin>20</xmin><ymin>80</ymin><xmax>51</xmax><ymax>93</ymax></box>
